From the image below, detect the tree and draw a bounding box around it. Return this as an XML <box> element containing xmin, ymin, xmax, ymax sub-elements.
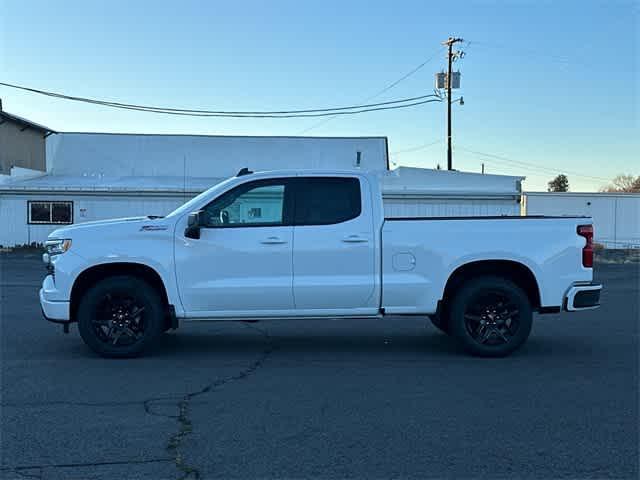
<box><xmin>601</xmin><ymin>174</ymin><xmax>640</xmax><ymax>192</ymax></box>
<box><xmin>548</xmin><ymin>174</ymin><xmax>569</xmax><ymax>192</ymax></box>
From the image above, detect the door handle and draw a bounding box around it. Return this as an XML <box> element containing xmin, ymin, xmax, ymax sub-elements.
<box><xmin>261</xmin><ymin>236</ymin><xmax>287</xmax><ymax>245</ymax></box>
<box><xmin>342</xmin><ymin>235</ymin><xmax>368</xmax><ymax>243</ymax></box>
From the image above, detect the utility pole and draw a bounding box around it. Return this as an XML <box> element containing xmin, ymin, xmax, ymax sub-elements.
<box><xmin>442</xmin><ymin>37</ymin><xmax>464</xmax><ymax>170</ymax></box>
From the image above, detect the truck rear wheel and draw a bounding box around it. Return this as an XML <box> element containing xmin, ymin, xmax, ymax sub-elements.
<box><xmin>77</xmin><ymin>276</ymin><xmax>165</xmax><ymax>358</ymax></box>
<box><xmin>449</xmin><ymin>276</ymin><xmax>532</xmax><ymax>357</ymax></box>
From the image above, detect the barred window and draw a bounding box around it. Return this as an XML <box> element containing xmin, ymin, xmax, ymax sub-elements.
<box><xmin>28</xmin><ymin>201</ymin><xmax>73</xmax><ymax>224</ymax></box>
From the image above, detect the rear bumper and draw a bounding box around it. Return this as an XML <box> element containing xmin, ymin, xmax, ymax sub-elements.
<box><xmin>564</xmin><ymin>283</ymin><xmax>602</xmax><ymax>311</ymax></box>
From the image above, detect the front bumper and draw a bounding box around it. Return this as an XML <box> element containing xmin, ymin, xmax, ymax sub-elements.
<box><xmin>564</xmin><ymin>283</ymin><xmax>602</xmax><ymax>311</ymax></box>
<box><xmin>40</xmin><ymin>275</ymin><xmax>70</xmax><ymax>322</ymax></box>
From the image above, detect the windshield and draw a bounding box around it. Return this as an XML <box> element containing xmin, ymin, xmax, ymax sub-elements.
<box><xmin>165</xmin><ymin>176</ymin><xmax>237</xmax><ymax>219</ymax></box>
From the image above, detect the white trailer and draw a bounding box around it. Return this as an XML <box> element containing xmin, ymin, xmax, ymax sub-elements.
<box><xmin>524</xmin><ymin>192</ymin><xmax>640</xmax><ymax>249</ymax></box>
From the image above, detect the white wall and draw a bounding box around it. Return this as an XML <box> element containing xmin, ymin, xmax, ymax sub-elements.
<box><xmin>0</xmin><ymin>193</ymin><xmax>188</xmax><ymax>246</ymax></box>
<box><xmin>524</xmin><ymin>193</ymin><xmax>640</xmax><ymax>249</ymax></box>
<box><xmin>46</xmin><ymin>134</ymin><xmax>388</xmax><ymax>178</ymax></box>
<box><xmin>1</xmin><ymin>190</ymin><xmax>521</xmax><ymax>247</ymax></box>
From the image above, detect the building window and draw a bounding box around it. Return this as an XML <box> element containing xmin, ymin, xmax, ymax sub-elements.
<box><xmin>28</xmin><ymin>201</ymin><xmax>73</xmax><ymax>224</ymax></box>
<box><xmin>248</xmin><ymin>207</ymin><xmax>262</xmax><ymax>218</ymax></box>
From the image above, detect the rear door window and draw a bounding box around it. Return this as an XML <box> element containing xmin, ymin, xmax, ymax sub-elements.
<box><xmin>294</xmin><ymin>177</ymin><xmax>361</xmax><ymax>226</ymax></box>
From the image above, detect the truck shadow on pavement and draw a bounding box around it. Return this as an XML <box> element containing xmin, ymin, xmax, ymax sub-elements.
<box><xmin>61</xmin><ymin>319</ymin><xmax>602</xmax><ymax>361</ymax></box>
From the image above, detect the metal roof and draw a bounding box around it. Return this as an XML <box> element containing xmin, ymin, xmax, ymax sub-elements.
<box><xmin>0</xmin><ymin>174</ymin><xmax>222</xmax><ymax>194</ymax></box>
<box><xmin>380</xmin><ymin>167</ymin><xmax>524</xmax><ymax>195</ymax></box>
<box><xmin>0</xmin><ymin>110</ymin><xmax>55</xmax><ymax>134</ymax></box>
<box><xmin>525</xmin><ymin>191</ymin><xmax>640</xmax><ymax>198</ymax></box>
<box><xmin>0</xmin><ymin>167</ymin><xmax>525</xmax><ymax>198</ymax></box>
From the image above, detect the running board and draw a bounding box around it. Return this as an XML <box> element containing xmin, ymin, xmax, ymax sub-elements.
<box><xmin>178</xmin><ymin>314</ymin><xmax>385</xmax><ymax>322</ymax></box>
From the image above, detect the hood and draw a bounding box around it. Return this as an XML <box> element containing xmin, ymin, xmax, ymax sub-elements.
<box><xmin>48</xmin><ymin>216</ymin><xmax>166</xmax><ymax>239</ymax></box>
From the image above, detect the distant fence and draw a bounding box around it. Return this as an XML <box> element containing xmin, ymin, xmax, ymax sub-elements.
<box><xmin>596</xmin><ymin>239</ymin><xmax>640</xmax><ymax>249</ymax></box>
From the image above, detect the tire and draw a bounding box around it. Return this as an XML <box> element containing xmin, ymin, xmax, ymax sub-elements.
<box><xmin>429</xmin><ymin>314</ymin><xmax>450</xmax><ymax>335</ymax></box>
<box><xmin>77</xmin><ymin>275</ymin><xmax>165</xmax><ymax>358</ymax></box>
<box><xmin>448</xmin><ymin>276</ymin><xmax>532</xmax><ymax>357</ymax></box>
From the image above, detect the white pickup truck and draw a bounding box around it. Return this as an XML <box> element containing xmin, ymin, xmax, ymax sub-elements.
<box><xmin>40</xmin><ymin>169</ymin><xmax>602</xmax><ymax>358</ymax></box>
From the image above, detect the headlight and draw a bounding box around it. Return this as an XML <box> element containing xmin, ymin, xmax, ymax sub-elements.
<box><xmin>45</xmin><ymin>239</ymin><xmax>72</xmax><ymax>255</ymax></box>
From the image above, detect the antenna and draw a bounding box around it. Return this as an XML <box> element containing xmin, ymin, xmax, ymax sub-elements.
<box><xmin>236</xmin><ymin>167</ymin><xmax>253</xmax><ymax>176</ymax></box>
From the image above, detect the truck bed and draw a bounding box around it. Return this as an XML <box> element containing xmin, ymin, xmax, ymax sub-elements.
<box><xmin>380</xmin><ymin>215</ymin><xmax>593</xmax><ymax>315</ymax></box>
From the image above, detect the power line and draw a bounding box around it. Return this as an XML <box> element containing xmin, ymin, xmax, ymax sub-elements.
<box><xmin>94</xmin><ymin>97</ymin><xmax>442</xmax><ymax>118</ymax></box>
<box><xmin>470</xmin><ymin>158</ymin><xmax>563</xmax><ymax>180</ymax></box>
<box><xmin>391</xmin><ymin>139</ymin><xmax>442</xmax><ymax>155</ymax></box>
<box><xmin>459</xmin><ymin>154</ymin><xmax>604</xmax><ymax>184</ymax></box>
<box><xmin>455</xmin><ymin>145</ymin><xmax>610</xmax><ymax>182</ymax></box>
<box><xmin>77</xmin><ymin>96</ymin><xmax>443</xmax><ymax>118</ymax></box>
<box><xmin>458</xmin><ymin>146</ymin><xmax>610</xmax><ymax>181</ymax></box>
<box><xmin>460</xmin><ymin>152</ymin><xmax>608</xmax><ymax>184</ymax></box>
<box><xmin>465</xmin><ymin>40</ymin><xmax>589</xmax><ymax>67</ymax></box>
<box><xmin>297</xmin><ymin>47</ymin><xmax>445</xmax><ymax>133</ymax></box>
<box><xmin>0</xmin><ymin>82</ymin><xmax>436</xmax><ymax>114</ymax></box>
<box><xmin>0</xmin><ymin>81</ymin><xmax>442</xmax><ymax>118</ymax></box>
<box><xmin>367</xmin><ymin>49</ymin><xmax>445</xmax><ymax>99</ymax></box>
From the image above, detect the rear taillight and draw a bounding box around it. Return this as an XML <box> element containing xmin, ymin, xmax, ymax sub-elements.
<box><xmin>577</xmin><ymin>224</ymin><xmax>594</xmax><ymax>268</ymax></box>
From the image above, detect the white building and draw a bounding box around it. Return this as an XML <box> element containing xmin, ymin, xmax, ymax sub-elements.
<box><xmin>0</xmin><ymin>130</ymin><xmax>524</xmax><ymax>247</ymax></box>
<box><xmin>524</xmin><ymin>192</ymin><xmax>640</xmax><ymax>249</ymax></box>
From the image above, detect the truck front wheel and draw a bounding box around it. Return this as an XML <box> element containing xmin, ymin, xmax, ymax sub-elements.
<box><xmin>77</xmin><ymin>276</ymin><xmax>165</xmax><ymax>358</ymax></box>
<box><xmin>448</xmin><ymin>276</ymin><xmax>532</xmax><ymax>357</ymax></box>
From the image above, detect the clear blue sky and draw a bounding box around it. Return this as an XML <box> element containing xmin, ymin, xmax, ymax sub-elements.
<box><xmin>1</xmin><ymin>0</ymin><xmax>637</xmax><ymax>191</ymax></box>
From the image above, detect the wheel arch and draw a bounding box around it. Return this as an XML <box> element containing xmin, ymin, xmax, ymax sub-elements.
<box><xmin>69</xmin><ymin>262</ymin><xmax>171</xmax><ymax>324</ymax></box>
<box><xmin>441</xmin><ymin>260</ymin><xmax>541</xmax><ymax>311</ymax></box>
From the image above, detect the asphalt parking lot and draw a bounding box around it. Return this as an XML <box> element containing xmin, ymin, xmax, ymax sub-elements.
<box><xmin>1</xmin><ymin>251</ymin><xmax>638</xmax><ymax>480</ymax></box>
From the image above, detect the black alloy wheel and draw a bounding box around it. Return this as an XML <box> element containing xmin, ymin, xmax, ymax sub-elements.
<box><xmin>91</xmin><ymin>292</ymin><xmax>147</xmax><ymax>347</ymax></box>
<box><xmin>77</xmin><ymin>276</ymin><xmax>165</xmax><ymax>358</ymax></box>
<box><xmin>463</xmin><ymin>290</ymin><xmax>520</xmax><ymax>346</ymax></box>
<box><xmin>449</xmin><ymin>276</ymin><xmax>533</xmax><ymax>357</ymax></box>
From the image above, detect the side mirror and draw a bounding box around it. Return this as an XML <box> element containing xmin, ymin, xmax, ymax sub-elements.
<box><xmin>185</xmin><ymin>211</ymin><xmax>203</xmax><ymax>239</ymax></box>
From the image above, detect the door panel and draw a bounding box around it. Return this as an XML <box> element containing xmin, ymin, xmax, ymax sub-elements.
<box><xmin>175</xmin><ymin>226</ymin><xmax>293</xmax><ymax>313</ymax></box>
<box><xmin>175</xmin><ymin>178</ymin><xmax>294</xmax><ymax>315</ymax></box>
<box><xmin>292</xmin><ymin>177</ymin><xmax>377</xmax><ymax>311</ymax></box>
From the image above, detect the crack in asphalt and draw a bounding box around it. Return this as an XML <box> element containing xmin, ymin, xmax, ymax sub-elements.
<box><xmin>1</xmin><ymin>400</ymin><xmax>145</xmax><ymax>408</ymax></box>
<box><xmin>1</xmin><ymin>458</ymin><xmax>173</xmax><ymax>479</ymax></box>
<box><xmin>3</xmin><ymin>324</ymin><xmax>277</xmax><ymax>480</ymax></box>
<box><xmin>4</xmin><ymin>467</ymin><xmax>43</xmax><ymax>480</ymax></box>
<box><xmin>162</xmin><ymin>323</ymin><xmax>277</xmax><ymax>480</ymax></box>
